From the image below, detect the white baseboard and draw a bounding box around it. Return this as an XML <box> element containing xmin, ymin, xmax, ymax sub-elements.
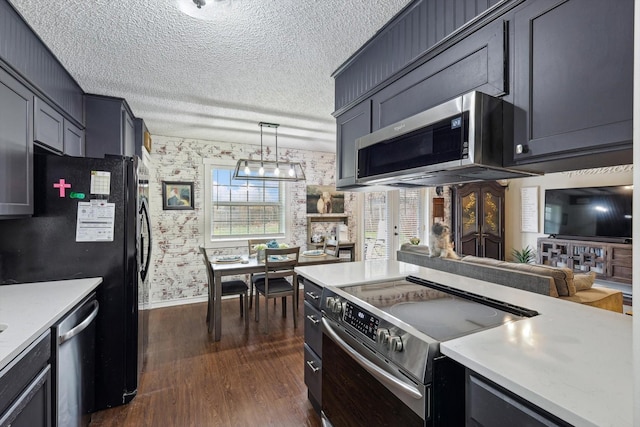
<box><xmin>148</xmin><ymin>295</ymin><xmax>208</xmax><ymax>309</ymax></box>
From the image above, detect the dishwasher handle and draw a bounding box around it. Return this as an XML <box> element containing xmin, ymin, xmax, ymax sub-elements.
<box><xmin>58</xmin><ymin>300</ymin><xmax>99</xmax><ymax>345</ymax></box>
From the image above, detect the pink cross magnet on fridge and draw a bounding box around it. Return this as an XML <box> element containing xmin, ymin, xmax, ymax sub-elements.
<box><xmin>53</xmin><ymin>178</ymin><xmax>71</xmax><ymax>197</ymax></box>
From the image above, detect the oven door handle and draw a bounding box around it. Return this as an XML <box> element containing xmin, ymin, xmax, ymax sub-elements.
<box><xmin>322</xmin><ymin>317</ymin><xmax>423</xmax><ymax>400</ymax></box>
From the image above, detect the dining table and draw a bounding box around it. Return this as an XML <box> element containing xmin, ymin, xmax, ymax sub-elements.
<box><xmin>208</xmin><ymin>252</ymin><xmax>344</xmax><ymax>341</ymax></box>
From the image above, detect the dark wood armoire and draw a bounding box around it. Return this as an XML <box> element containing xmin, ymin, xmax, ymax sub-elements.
<box><xmin>452</xmin><ymin>182</ymin><xmax>505</xmax><ymax>260</ymax></box>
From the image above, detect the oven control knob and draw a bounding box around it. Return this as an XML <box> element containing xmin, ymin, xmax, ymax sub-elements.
<box><xmin>377</xmin><ymin>328</ymin><xmax>390</xmax><ymax>344</ymax></box>
<box><xmin>325</xmin><ymin>297</ymin><xmax>335</xmax><ymax>310</ymax></box>
<box><xmin>388</xmin><ymin>335</ymin><xmax>403</xmax><ymax>352</ymax></box>
<box><xmin>326</xmin><ymin>297</ymin><xmax>343</xmax><ymax>313</ymax></box>
<box><xmin>331</xmin><ymin>300</ymin><xmax>343</xmax><ymax>314</ymax></box>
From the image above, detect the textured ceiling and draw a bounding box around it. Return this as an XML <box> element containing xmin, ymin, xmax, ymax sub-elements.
<box><xmin>8</xmin><ymin>0</ymin><xmax>413</xmax><ymax>152</ymax></box>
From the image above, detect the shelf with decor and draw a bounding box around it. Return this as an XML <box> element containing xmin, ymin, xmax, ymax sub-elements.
<box><xmin>306</xmin><ymin>215</ymin><xmax>348</xmax><ymax>244</ymax></box>
<box><xmin>537</xmin><ymin>237</ymin><xmax>631</xmax><ymax>285</ymax></box>
<box><xmin>306</xmin><ymin>215</ymin><xmax>354</xmax><ymax>261</ymax></box>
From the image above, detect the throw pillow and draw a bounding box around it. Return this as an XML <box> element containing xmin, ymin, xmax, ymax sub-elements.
<box><xmin>574</xmin><ymin>271</ymin><xmax>597</xmax><ymax>291</ymax></box>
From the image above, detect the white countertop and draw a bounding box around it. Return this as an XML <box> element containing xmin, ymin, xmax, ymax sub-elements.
<box><xmin>296</xmin><ymin>261</ymin><xmax>632</xmax><ymax>427</ymax></box>
<box><xmin>0</xmin><ymin>278</ymin><xmax>103</xmax><ymax>371</ymax></box>
<box><xmin>295</xmin><ymin>259</ymin><xmax>420</xmax><ymax>287</ymax></box>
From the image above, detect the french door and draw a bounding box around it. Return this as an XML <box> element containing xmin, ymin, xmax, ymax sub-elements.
<box><xmin>361</xmin><ymin>189</ymin><xmax>425</xmax><ymax>261</ymax></box>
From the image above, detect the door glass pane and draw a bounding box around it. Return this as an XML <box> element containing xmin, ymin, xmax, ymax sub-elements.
<box><xmin>461</xmin><ymin>192</ymin><xmax>478</xmax><ymax>235</ymax></box>
<box><xmin>398</xmin><ymin>189</ymin><xmax>421</xmax><ymax>244</ymax></box>
<box><xmin>364</xmin><ymin>192</ymin><xmax>389</xmax><ymax>260</ymax></box>
<box><xmin>483</xmin><ymin>192</ymin><xmax>499</xmax><ymax>234</ymax></box>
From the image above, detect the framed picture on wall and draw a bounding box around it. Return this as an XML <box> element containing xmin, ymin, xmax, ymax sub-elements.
<box><xmin>306</xmin><ymin>185</ymin><xmax>344</xmax><ymax>214</ymax></box>
<box><xmin>162</xmin><ymin>181</ymin><xmax>194</xmax><ymax>210</ymax></box>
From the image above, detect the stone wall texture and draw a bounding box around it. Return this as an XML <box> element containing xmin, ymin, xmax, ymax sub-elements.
<box><xmin>147</xmin><ymin>135</ymin><xmax>355</xmax><ymax>306</ymax></box>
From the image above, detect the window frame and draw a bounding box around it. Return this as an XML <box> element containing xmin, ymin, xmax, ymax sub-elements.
<box><xmin>203</xmin><ymin>159</ymin><xmax>290</xmax><ymax>248</ymax></box>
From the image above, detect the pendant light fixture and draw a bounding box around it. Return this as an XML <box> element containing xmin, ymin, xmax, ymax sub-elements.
<box><xmin>233</xmin><ymin>122</ymin><xmax>305</xmax><ymax>181</ymax></box>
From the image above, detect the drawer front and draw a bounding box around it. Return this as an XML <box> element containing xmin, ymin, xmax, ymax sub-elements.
<box><xmin>304</xmin><ymin>302</ymin><xmax>322</xmax><ymax>355</ymax></box>
<box><xmin>303</xmin><ymin>344</ymin><xmax>322</xmax><ymax>407</ymax></box>
<box><xmin>0</xmin><ymin>330</ymin><xmax>50</xmax><ymax>413</ymax></box>
<box><xmin>302</xmin><ymin>278</ymin><xmax>323</xmax><ymax>309</ymax></box>
<box><xmin>611</xmin><ymin>246</ymin><xmax>632</xmax><ymax>265</ymax></box>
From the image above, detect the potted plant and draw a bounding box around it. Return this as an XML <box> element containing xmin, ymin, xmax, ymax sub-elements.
<box><xmin>511</xmin><ymin>245</ymin><xmax>536</xmax><ymax>264</ymax></box>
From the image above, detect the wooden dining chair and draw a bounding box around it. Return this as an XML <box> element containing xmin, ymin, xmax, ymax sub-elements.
<box><xmin>247</xmin><ymin>238</ymin><xmax>270</xmax><ymax>308</ymax></box>
<box><xmin>253</xmin><ymin>246</ymin><xmax>300</xmax><ymax>334</ymax></box>
<box><xmin>323</xmin><ymin>239</ymin><xmax>340</xmax><ymax>257</ymax></box>
<box><xmin>198</xmin><ymin>246</ymin><xmax>249</xmax><ymax>327</ymax></box>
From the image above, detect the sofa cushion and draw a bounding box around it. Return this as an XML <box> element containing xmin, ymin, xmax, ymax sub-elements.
<box><xmin>502</xmin><ymin>263</ymin><xmax>575</xmax><ymax>296</ymax></box>
<box><xmin>559</xmin><ymin>286</ymin><xmax>623</xmax><ymax>313</ymax></box>
<box><xmin>574</xmin><ymin>272</ymin><xmax>596</xmax><ymax>291</ymax></box>
<box><xmin>460</xmin><ymin>256</ymin><xmax>566</xmax><ymax>297</ymax></box>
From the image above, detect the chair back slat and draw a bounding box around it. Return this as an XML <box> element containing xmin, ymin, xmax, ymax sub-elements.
<box><xmin>199</xmin><ymin>246</ymin><xmax>214</xmax><ymax>282</ymax></box>
<box><xmin>248</xmin><ymin>239</ymin><xmax>270</xmax><ymax>256</ymax></box>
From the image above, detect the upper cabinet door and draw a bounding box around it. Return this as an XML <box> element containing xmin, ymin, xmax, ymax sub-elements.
<box><xmin>511</xmin><ymin>0</ymin><xmax>633</xmax><ymax>165</ymax></box>
<box><xmin>63</xmin><ymin>119</ymin><xmax>85</xmax><ymax>157</ymax></box>
<box><xmin>34</xmin><ymin>97</ymin><xmax>64</xmax><ymax>153</ymax></box>
<box><xmin>85</xmin><ymin>94</ymin><xmax>137</xmax><ymax>158</ymax></box>
<box><xmin>336</xmin><ymin>100</ymin><xmax>371</xmax><ymax>189</ymax></box>
<box><xmin>0</xmin><ymin>67</ymin><xmax>33</xmax><ymax>216</ymax></box>
<box><xmin>371</xmin><ymin>18</ymin><xmax>507</xmax><ymax>131</ymax></box>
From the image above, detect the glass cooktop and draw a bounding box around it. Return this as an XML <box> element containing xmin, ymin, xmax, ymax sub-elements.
<box><xmin>339</xmin><ymin>277</ymin><xmax>536</xmax><ymax>342</ymax></box>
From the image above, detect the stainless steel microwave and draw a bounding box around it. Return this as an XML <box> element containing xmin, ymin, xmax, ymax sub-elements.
<box><xmin>355</xmin><ymin>91</ymin><xmax>536</xmax><ymax>187</ymax></box>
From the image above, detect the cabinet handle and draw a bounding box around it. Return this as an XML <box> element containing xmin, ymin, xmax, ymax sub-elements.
<box><xmin>306</xmin><ymin>360</ymin><xmax>320</xmax><ymax>373</ymax></box>
<box><xmin>306</xmin><ymin>315</ymin><xmax>320</xmax><ymax>325</ymax></box>
<box><xmin>305</xmin><ymin>291</ymin><xmax>319</xmax><ymax>300</ymax></box>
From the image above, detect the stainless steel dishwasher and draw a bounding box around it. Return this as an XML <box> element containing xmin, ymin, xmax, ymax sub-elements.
<box><xmin>51</xmin><ymin>293</ymin><xmax>99</xmax><ymax>427</ymax></box>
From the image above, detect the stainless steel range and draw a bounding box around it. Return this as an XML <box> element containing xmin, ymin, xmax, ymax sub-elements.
<box><xmin>320</xmin><ymin>275</ymin><xmax>538</xmax><ymax>427</ymax></box>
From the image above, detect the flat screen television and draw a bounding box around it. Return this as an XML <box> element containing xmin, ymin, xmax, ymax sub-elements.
<box><xmin>543</xmin><ymin>185</ymin><xmax>633</xmax><ymax>241</ymax></box>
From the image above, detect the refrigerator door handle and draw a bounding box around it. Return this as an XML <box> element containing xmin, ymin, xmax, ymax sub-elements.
<box><xmin>58</xmin><ymin>300</ymin><xmax>100</xmax><ymax>345</ymax></box>
<box><xmin>139</xmin><ymin>197</ymin><xmax>152</xmax><ymax>282</ymax></box>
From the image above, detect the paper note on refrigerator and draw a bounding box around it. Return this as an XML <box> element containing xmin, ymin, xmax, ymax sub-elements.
<box><xmin>90</xmin><ymin>171</ymin><xmax>111</xmax><ymax>195</ymax></box>
<box><xmin>76</xmin><ymin>201</ymin><xmax>116</xmax><ymax>242</ymax></box>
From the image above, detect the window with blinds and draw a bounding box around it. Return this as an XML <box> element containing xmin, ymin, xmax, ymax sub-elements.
<box><xmin>398</xmin><ymin>189</ymin><xmax>421</xmax><ymax>245</ymax></box>
<box><xmin>209</xmin><ymin>167</ymin><xmax>285</xmax><ymax>239</ymax></box>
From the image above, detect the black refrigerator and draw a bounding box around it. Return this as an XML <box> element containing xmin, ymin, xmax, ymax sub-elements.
<box><xmin>0</xmin><ymin>152</ymin><xmax>152</xmax><ymax>411</ymax></box>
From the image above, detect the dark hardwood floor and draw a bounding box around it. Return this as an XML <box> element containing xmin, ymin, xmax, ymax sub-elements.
<box><xmin>90</xmin><ymin>297</ymin><xmax>321</xmax><ymax>427</ymax></box>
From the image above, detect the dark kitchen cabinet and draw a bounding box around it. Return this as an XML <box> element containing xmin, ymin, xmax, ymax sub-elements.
<box><xmin>0</xmin><ymin>330</ymin><xmax>52</xmax><ymax>427</ymax></box>
<box><xmin>0</xmin><ymin>65</ymin><xmax>33</xmax><ymax>217</ymax></box>
<box><xmin>510</xmin><ymin>0</ymin><xmax>633</xmax><ymax>169</ymax></box>
<box><xmin>35</xmin><ymin>97</ymin><xmax>85</xmax><ymax>157</ymax></box>
<box><xmin>63</xmin><ymin>119</ymin><xmax>85</xmax><ymax>157</ymax></box>
<box><xmin>300</xmin><ymin>277</ymin><xmax>323</xmax><ymax>413</ymax></box>
<box><xmin>332</xmin><ymin>0</ymin><xmax>505</xmax><ymax>113</ymax></box>
<box><xmin>453</xmin><ymin>182</ymin><xmax>505</xmax><ymax>260</ymax></box>
<box><xmin>85</xmin><ymin>94</ymin><xmax>136</xmax><ymax>158</ymax></box>
<box><xmin>466</xmin><ymin>370</ymin><xmax>570</xmax><ymax>426</ymax></box>
<box><xmin>371</xmin><ymin>18</ymin><xmax>507</xmax><ymax>131</ymax></box>
<box><xmin>0</xmin><ymin>0</ymin><xmax>84</xmax><ymax>124</ymax></box>
<box><xmin>336</xmin><ymin>100</ymin><xmax>371</xmax><ymax>189</ymax></box>
<box><xmin>34</xmin><ymin>97</ymin><xmax>64</xmax><ymax>153</ymax></box>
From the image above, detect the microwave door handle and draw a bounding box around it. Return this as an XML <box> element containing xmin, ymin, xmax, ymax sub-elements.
<box><xmin>321</xmin><ymin>318</ymin><xmax>423</xmax><ymax>400</ymax></box>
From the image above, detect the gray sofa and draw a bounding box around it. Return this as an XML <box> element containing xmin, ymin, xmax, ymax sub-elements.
<box><xmin>397</xmin><ymin>249</ymin><xmax>623</xmax><ymax>313</ymax></box>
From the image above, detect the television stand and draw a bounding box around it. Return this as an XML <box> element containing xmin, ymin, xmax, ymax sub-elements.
<box><xmin>537</xmin><ymin>237</ymin><xmax>632</xmax><ymax>286</ymax></box>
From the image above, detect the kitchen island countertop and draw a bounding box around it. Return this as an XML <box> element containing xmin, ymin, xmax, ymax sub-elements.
<box><xmin>0</xmin><ymin>277</ymin><xmax>103</xmax><ymax>371</ymax></box>
<box><xmin>295</xmin><ymin>261</ymin><xmax>632</xmax><ymax>427</ymax></box>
